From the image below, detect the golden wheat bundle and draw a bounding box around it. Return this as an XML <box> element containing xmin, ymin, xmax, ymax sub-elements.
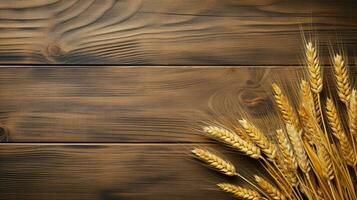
<box><xmin>190</xmin><ymin>39</ymin><xmax>357</xmax><ymax>200</ymax></box>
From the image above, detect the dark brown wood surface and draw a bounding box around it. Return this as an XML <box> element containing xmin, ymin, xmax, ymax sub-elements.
<box><xmin>0</xmin><ymin>0</ymin><xmax>357</xmax><ymax>65</ymax></box>
<box><xmin>0</xmin><ymin>66</ymin><xmax>303</xmax><ymax>142</ymax></box>
<box><xmin>0</xmin><ymin>144</ymin><xmax>264</xmax><ymax>200</ymax></box>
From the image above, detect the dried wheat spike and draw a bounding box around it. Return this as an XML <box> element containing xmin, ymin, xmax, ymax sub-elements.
<box><xmin>239</xmin><ymin>119</ymin><xmax>277</xmax><ymax>160</ymax></box>
<box><xmin>203</xmin><ymin>126</ymin><xmax>261</xmax><ymax>159</ymax></box>
<box><xmin>217</xmin><ymin>183</ymin><xmax>261</xmax><ymax>200</ymax></box>
<box><xmin>272</xmin><ymin>83</ymin><xmax>300</xmax><ymax>130</ymax></box>
<box><xmin>333</xmin><ymin>54</ymin><xmax>351</xmax><ymax>105</ymax></box>
<box><xmin>325</xmin><ymin>98</ymin><xmax>357</xmax><ymax>166</ymax></box>
<box><xmin>349</xmin><ymin>90</ymin><xmax>357</xmax><ymax>138</ymax></box>
<box><xmin>286</xmin><ymin>123</ymin><xmax>311</xmax><ymax>173</ymax></box>
<box><xmin>235</xmin><ymin>126</ymin><xmax>252</xmax><ymax>141</ymax></box>
<box><xmin>191</xmin><ymin>148</ymin><xmax>237</xmax><ymax>176</ymax></box>
<box><xmin>298</xmin><ymin>107</ymin><xmax>317</xmax><ymax>143</ymax></box>
<box><xmin>312</xmin><ymin>92</ymin><xmax>322</xmax><ymax>124</ymax></box>
<box><xmin>276</xmin><ymin>129</ymin><xmax>298</xmax><ymax>171</ymax></box>
<box><xmin>255</xmin><ymin>175</ymin><xmax>286</xmax><ymax>200</ymax></box>
<box><xmin>274</xmin><ymin>153</ymin><xmax>298</xmax><ymax>187</ymax></box>
<box><xmin>300</xmin><ymin>80</ymin><xmax>315</xmax><ymax>113</ymax></box>
<box><xmin>300</xmin><ymin>80</ymin><xmax>321</xmax><ymax>123</ymax></box>
<box><xmin>316</xmin><ymin>144</ymin><xmax>334</xmax><ymax>180</ymax></box>
<box><xmin>305</xmin><ymin>41</ymin><xmax>322</xmax><ymax>93</ymax></box>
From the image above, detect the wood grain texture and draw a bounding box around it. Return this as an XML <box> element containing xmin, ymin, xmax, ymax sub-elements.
<box><xmin>0</xmin><ymin>66</ymin><xmax>296</xmax><ymax>142</ymax></box>
<box><xmin>0</xmin><ymin>0</ymin><xmax>357</xmax><ymax>65</ymax></box>
<box><xmin>0</xmin><ymin>144</ymin><xmax>263</xmax><ymax>200</ymax></box>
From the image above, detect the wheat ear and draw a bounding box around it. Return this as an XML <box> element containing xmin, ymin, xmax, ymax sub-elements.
<box><xmin>313</xmin><ymin>93</ymin><xmax>322</xmax><ymax>125</ymax></box>
<box><xmin>239</xmin><ymin>119</ymin><xmax>277</xmax><ymax>160</ymax></box>
<box><xmin>274</xmin><ymin>153</ymin><xmax>298</xmax><ymax>187</ymax></box>
<box><xmin>203</xmin><ymin>126</ymin><xmax>261</xmax><ymax>159</ymax></box>
<box><xmin>349</xmin><ymin>90</ymin><xmax>357</xmax><ymax>138</ymax></box>
<box><xmin>272</xmin><ymin>84</ymin><xmax>300</xmax><ymax>131</ymax></box>
<box><xmin>333</xmin><ymin>54</ymin><xmax>351</xmax><ymax>105</ymax></box>
<box><xmin>191</xmin><ymin>148</ymin><xmax>237</xmax><ymax>176</ymax></box>
<box><xmin>316</xmin><ymin>143</ymin><xmax>334</xmax><ymax>181</ymax></box>
<box><xmin>325</xmin><ymin>98</ymin><xmax>356</xmax><ymax>166</ymax></box>
<box><xmin>305</xmin><ymin>41</ymin><xmax>322</xmax><ymax>94</ymax></box>
<box><xmin>285</xmin><ymin>123</ymin><xmax>311</xmax><ymax>173</ymax></box>
<box><xmin>255</xmin><ymin>175</ymin><xmax>286</xmax><ymax>200</ymax></box>
<box><xmin>276</xmin><ymin>129</ymin><xmax>298</xmax><ymax>171</ymax></box>
<box><xmin>300</xmin><ymin>80</ymin><xmax>321</xmax><ymax>124</ymax></box>
<box><xmin>300</xmin><ymin>80</ymin><xmax>315</xmax><ymax>113</ymax></box>
<box><xmin>217</xmin><ymin>183</ymin><xmax>261</xmax><ymax>200</ymax></box>
<box><xmin>298</xmin><ymin>107</ymin><xmax>316</xmax><ymax>143</ymax></box>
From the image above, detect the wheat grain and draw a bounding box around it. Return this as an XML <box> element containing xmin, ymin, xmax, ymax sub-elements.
<box><xmin>276</xmin><ymin>129</ymin><xmax>298</xmax><ymax>171</ymax></box>
<box><xmin>255</xmin><ymin>175</ymin><xmax>286</xmax><ymax>200</ymax></box>
<box><xmin>191</xmin><ymin>148</ymin><xmax>237</xmax><ymax>176</ymax></box>
<box><xmin>272</xmin><ymin>83</ymin><xmax>300</xmax><ymax>130</ymax></box>
<box><xmin>239</xmin><ymin>119</ymin><xmax>277</xmax><ymax>160</ymax></box>
<box><xmin>217</xmin><ymin>183</ymin><xmax>262</xmax><ymax>200</ymax></box>
<box><xmin>285</xmin><ymin>123</ymin><xmax>311</xmax><ymax>173</ymax></box>
<box><xmin>305</xmin><ymin>41</ymin><xmax>322</xmax><ymax>94</ymax></box>
<box><xmin>333</xmin><ymin>54</ymin><xmax>351</xmax><ymax>105</ymax></box>
<box><xmin>203</xmin><ymin>126</ymin><xmax>261</xmax><ymax>159</ymax></box>
<box><xmin>325</xmin><ymin>98</ymin><xmax>356</xmax><ymax>166</ymax></box>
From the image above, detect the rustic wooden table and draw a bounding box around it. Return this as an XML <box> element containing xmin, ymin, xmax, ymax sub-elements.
<box><xmin>0</xmin><ymin>1</ymin><xmax>356</xmax><ymax>199</ymax></box>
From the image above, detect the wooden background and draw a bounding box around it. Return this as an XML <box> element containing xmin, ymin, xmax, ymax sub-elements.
<box><xmin>0</xmin><ymin>0</ymin><xmax>357</xmax><ymax>199</ymax></box>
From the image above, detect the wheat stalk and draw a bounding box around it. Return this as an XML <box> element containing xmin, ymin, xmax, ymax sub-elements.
<box><xmin>203</xmin><ymin>126</ymin><xmax>261</xmax><ymax>159</ymax></box>
<box><xmin>217</xmin><ymin>183</ymin><xmax>261</xmax><ymax>200</ymax></box>
<box><xmin>325</xmin><ymin>98</ymin><xmax>357</xmax><ymax>166</ymax></box>
<box><xmin>305</xmin><ymin>41</ymin><xmax>322</xmax><ymax>94</ymax></box>
<box><xmin>255</xmin><ymin>175</ymin><xmax>286</xmax><ymax>200</ymax></box>
<box><xmin>191</xmin><ymin>147</ymin><xmax>237</xmax><ymax>176</ymax></box>
<box><xmin>285</xmin><ymin>123</ymin><xmax>311</xmax><ymax>173</ymax></box>
<box><xmin>239</xmin><ymin>119</ymin><xmax>277</xmax><ymax>160</ymax></box>
<box><xmin>333</xmin><ymin>54</ymin><xmax>351</xmax><ymax>106</ymax></box>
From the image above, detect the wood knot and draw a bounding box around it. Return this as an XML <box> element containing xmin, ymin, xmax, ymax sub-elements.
<box><xmin>0</xmin><ymin>126</ymin><xmax>9</xmax><ymax>142</ymax></box>
<box><xmin>45</xmin><ymin>44</ymin><xmax>65</xmax><ymax>63</ymax></box>
<box><xmin>238</xmin><ymin>89</ymin><xmax>272</xmax><ymax>116</ymax></box>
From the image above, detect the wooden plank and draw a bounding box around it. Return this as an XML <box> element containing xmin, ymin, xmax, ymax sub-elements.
<box><xmin>1</xmin><ymin>66</ymin><xmax>299</xmax><ymax>142</ymax></box>
<box><xmin>0</xmin><ymin>0</ymin><xmax>356</xmax><ymax>65</ymax></box>
<box><xmin>0</xmin><ymin>144</ymin><xmax>262</xmax><ymax>200</ymax></box>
